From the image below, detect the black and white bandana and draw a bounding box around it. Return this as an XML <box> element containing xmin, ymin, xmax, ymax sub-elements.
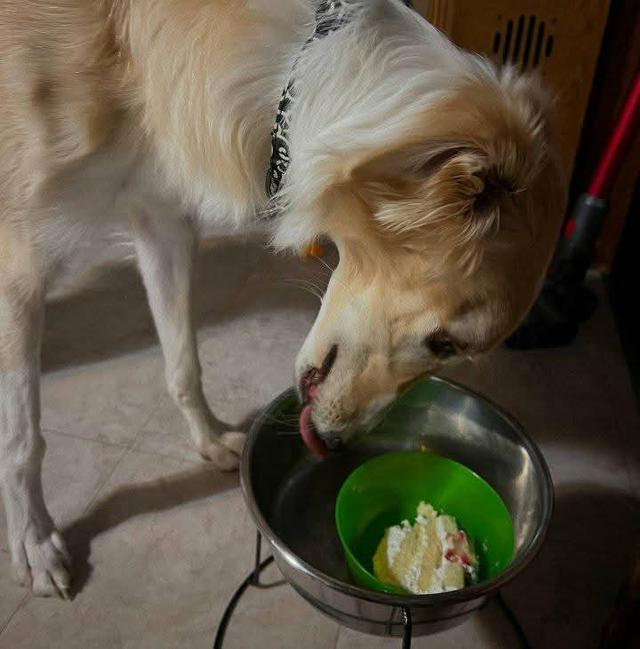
<box><xmin>265</xmin><ymin>1</ymin><xmax>351</xmax><ymax>201</ymax></box>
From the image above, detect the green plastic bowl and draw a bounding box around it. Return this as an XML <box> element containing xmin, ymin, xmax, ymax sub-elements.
<box><xmin>335</xmin><ymin>451</ymin><xmax>515</xmax><ymax>595</ymax></box>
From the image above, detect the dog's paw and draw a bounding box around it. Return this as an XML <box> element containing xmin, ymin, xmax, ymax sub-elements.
<box><xmin>11</xmin><ymin>529</ymin><xmax>71</xmax><ymax>599</ymax></box>
<box><xmin>199</xmin><ymin>431</ymin><xmax>246</xmax><ymax>471</ymax></box>
<box><xmin>220</xmin><ymin>431</ymin><xmax>246</xmax><ymax>456</ymax></box>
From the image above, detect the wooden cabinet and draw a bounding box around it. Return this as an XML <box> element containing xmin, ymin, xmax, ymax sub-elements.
<box><xmin>413</xmin><ymin>0</ymin><xmax>611</xmax><ymax>182</ymax></box>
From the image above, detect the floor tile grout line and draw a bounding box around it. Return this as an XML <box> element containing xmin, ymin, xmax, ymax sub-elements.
<box><xmin>42</xmin><ymin>383</ymin><xmax>168</xmax><ymax>453</ymax></box>
<box><xmin>77</xmin><ymin>444</ymin><xmax>132</xmax><ymax>519</ymax></box>
<box><xmin>76</xmin><ymin>400</ymin><xmax>164</xmax><ymax>519</ymax></box>
<box><xmin>126</xmin><ymin>445</ymin><xmax>203</xmax><ymax>466</ymax></box>
<box><xmin>0</xmin><ymin>592</ymin><xmax>30</xmax><ymax>639</ymax></box>
<box><xmin>42</xmin><ymin>427</ymin><xmax>131</xmax><ymax>450</ymax></box>
<box><xmin>332</xmin><ymin>623</ymin><xmax>342</xmax><ymax>649</ymax></box>
<box><xmin>127</xmin><ymin>393</ymin><xmax>167</xmax><ymax>451</ymax></box>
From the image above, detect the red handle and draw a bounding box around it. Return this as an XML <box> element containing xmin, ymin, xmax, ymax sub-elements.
<box><xmin>587</xmin><ymin>69</ymin><xmax>640</xmax><ymax>199</ymax></box>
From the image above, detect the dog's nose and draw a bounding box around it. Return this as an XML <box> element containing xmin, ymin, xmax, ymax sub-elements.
<box><xmin>300</xmin><ymin>344</ymin><xmax>339</xmax><ymax>402</ymax></box>
<box><xmin>320</xmin><ymin>344</ymin><xmax>338</xmax><ymax>377</ymax></box>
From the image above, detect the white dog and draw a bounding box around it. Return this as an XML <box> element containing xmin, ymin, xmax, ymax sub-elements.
<box><xmin>0</xmin><ymin>0</ymin><xmax>564</xmax><ymax>598</ymax></box>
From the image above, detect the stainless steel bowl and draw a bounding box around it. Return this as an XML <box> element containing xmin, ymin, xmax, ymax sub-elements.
<box><xmin>241</xmin><ymin>376</ymin><xmax>553</xmax><ymax>637</ymax></box>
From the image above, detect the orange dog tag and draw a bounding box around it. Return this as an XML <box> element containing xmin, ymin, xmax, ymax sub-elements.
<box><xmin>304</xmin><ymin>242</ymin><xmax>324</xmax><ymax>258</ymax></box>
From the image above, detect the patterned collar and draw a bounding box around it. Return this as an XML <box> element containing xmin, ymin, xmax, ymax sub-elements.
<box><xmin>265</xmin><ymin>1</ymin><xmax>351</xmax><ymax>202</ymax></box>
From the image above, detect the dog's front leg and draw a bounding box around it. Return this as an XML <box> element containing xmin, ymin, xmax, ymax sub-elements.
<box><xmin>131</xmin><ymin>212</ymin><xmax>245</xmax><ymax>470</ymax></box>
<box><xmin>0</xmin><ymin>268</ymin><xmax>71</xmax><ymax>598</ymax></box>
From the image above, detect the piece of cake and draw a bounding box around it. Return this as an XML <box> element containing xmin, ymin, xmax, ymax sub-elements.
<box><xmin>372</xmin><ymin>502</ymin><xmax>478</xmax><ymax>594</ymax></box>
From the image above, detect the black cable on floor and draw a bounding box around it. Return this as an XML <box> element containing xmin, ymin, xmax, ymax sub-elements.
<box><xmin>496</xmin><ymin>592</ymin><xmax>533</xmax><ymax>649</ymax></box>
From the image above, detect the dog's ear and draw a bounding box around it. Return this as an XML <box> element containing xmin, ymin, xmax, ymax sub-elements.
<box><xmin>351</xmin><ymin>140</ymin><xmax>521</xmax><ymax>239</ymax></box>
<box><xmin>415</xmin><ymin>144</ymin><xmax>520</xmax><ymax>219</ymax></box>
<box><xmin>346</xmin><ymin>71</ymin><xmax>554</xmax><ymax>245</ymax></box>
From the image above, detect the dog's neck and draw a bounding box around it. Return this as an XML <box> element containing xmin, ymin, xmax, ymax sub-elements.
<box><xmin>266</xmin><ymin>1</ymin><xmax>352</xmax><ymax>201</ymax></box>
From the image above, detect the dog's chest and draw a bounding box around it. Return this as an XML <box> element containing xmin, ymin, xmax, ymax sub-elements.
<box><xmin>38</xmin><ymin>145</ymin><xmax>179</xmax><ymax>280</ymax></box>
<box><xmin>40</xmin><ymin>142</ymin><xmax>253</xmax><ymax>294</ymax></box>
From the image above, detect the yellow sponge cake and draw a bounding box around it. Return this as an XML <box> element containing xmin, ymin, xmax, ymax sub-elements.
<box><xmin>373</xmin><ymin>502</ymin><xmax>478</xmax><ymax>594</ymax></box>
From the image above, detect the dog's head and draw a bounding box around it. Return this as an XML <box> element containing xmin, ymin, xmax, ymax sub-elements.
<box><xmin>278</xmin><ymin>71</ymin><xmax>565</xmax><ymax>455</ymax></box>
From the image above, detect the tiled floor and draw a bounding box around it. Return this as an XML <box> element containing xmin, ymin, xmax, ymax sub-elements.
<box><xmin>1</xmin><ymin>236</ymin><xmax>639</xmax><ymax>649</ymax></box>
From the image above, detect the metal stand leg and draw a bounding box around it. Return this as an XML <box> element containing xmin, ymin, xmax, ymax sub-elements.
<box><xmin>401</xmin><ymin>606</ymin><xmax>412</xmax><ymax>649</ymax></box>
<box><xmin>252</xmin><ymin>530</ymin><xmax>264</xmax><ymax>585</ymax></box>
<box><xmin>213</xmin><ymin>534</ymin><xmax>531</xmax><ymax>649</ymax></box>
<box><xmin>214</xmin><ymin>533</ymin><xmax>534</xmax><ymax>649</ymax></box>
<box><xmin>214</xmin><ymin>530</ymin><xmax>414</xmax><ymax>648</ymax></box>
<box><xmin>213</xmin><ymin>531</ymin><xmax>275</xmax><ymax>649</ymax></box>
<box><xmin>496</xmin><ymin>593</ymin><xmax>532</xmax><ymax>649</ymax></box>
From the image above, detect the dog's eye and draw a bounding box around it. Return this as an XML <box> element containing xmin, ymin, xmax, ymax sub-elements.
<box><xmin>425</xmin><ymin>333</ymin><xmax>457</xmax><ymax>359</ymax></box>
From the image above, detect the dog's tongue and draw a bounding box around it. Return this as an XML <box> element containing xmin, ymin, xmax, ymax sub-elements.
<box><xmin>299</xmin><ymin>403</ymin><xmax>328</xmax><ymax>458</ymax></box>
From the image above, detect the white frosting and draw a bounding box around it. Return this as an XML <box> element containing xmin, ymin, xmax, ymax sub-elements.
<box><xmin>382</xmin><ymin>503</ymin><xmax>477</xmax><ymax>594</ymax></box>
<box><xmin>386</xmin><ymin>520</ymin><xmax>410</xmax><ymax>565</ymax></box>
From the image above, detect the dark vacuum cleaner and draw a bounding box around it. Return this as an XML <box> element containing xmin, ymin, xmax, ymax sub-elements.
<box><xmin>507</xmin><ymin>69</ymin><xmax>640</xmax><ymax>350</ymax></box>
